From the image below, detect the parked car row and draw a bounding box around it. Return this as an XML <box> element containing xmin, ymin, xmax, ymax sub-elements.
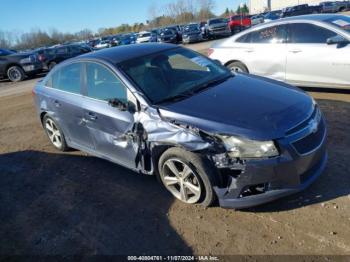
<box><xmin>250</xmin><ymin>1</ymin><xmax>350</xmax><ymax>27</ymax></box>
<box><xmin>0</xmin><ymin>43</ymin><xmax>93</xmax><ymax>82</ymax></box>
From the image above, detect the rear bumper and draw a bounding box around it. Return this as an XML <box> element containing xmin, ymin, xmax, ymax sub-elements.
<box><xmin>214</xmin><ymin>115</ymin><xmax>327</xmax><ymax>209</ymax></box>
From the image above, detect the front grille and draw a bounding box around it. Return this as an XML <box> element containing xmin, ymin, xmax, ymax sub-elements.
<box><xmin>212</xmin><ymin>27</ymin><xmax>226</xmax><ymax>31</ymax></box>
<box><xmin>292</xmin><ymin>120</ymin><xmax>326</xmax><ymax>155</ymax></box>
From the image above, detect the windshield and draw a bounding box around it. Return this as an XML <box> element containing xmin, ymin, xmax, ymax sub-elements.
<box><xmin>138</xmin><ymin>33</ymin><xmax>151</xmax><ymax>38</ymax></box>
<box><xmin>184</xmin><ymin>25</ymin><xmax>199</xmax><ymax>32</ymax></box>
<box><xmin>119</xmin><ymin>48</ymin><xmax>231</xmax><ymax>105</ymax></box>
<box><xmin>162</xmin><ymin>30</ymin><xmax>174</xmax><ymax>35</ymax></box>
<box><xmin>209</xmin><ymin>18</ymin><xmax>227</xmax><ymax>25</ymax></box>
<box><xmin>325</xmin><ymin>16</ymin><xmax>350</xmax><ymax>32</ymax></box>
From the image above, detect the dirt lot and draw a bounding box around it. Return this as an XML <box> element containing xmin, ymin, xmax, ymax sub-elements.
<box><xmin>0</xmin><ymin>43</ymin><xmax>350</xmax><ymax>256</ymax></box>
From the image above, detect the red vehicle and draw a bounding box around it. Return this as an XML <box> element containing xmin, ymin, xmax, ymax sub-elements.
<box><xmin>228</xmin><ymin>15</ymin><xmax>251</xmax><ymax>34</ymax></box>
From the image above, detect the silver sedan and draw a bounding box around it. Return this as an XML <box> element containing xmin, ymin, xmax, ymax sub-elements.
<box><xmin>209</xmin><ymin>14</ymin><xmax>350</xmax><ymax>89</ymax></box>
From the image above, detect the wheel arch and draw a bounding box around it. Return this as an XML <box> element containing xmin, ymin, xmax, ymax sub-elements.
<box><xmin>40</xmin><ymin>111</ymin><xmax>47</xmax><ymax>126</ymax></box>
<box><xmin>6</xmin><ymin>63</ymin><xmax>23</xmax><ymax>73</ymax></box>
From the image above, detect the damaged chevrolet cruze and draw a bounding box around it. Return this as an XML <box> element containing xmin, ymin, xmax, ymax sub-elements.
<box><xmin>33</xmin><ymin>43</ymin><xmax>327</xmax><ymax>209</ymax></box>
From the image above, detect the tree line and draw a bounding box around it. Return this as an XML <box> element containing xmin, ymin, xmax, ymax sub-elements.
<box><xmin>0</xmin><ymin>0</ymin><xmax>249</xmax><ymax>51</ymax></box>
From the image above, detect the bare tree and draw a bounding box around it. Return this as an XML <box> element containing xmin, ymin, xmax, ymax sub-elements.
<box><xmin>197</xmin><ymin>0</ymin><xmax>215</xmax><ymax>21</ymax></box>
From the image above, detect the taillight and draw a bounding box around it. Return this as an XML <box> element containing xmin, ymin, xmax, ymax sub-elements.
<box><xmin>208</xmin><ymin>48</ymin><xmax>214</xmax><ymax>57</ymax></box>
<box><xmin>32</xmin><ymin>88</ymin><xmax>36</xmax><ymax>97</ymax></box>
<box><xmin>38</xmin><ymin>54</ymin><xmax>46</xmax><ymax>62</ymax></box>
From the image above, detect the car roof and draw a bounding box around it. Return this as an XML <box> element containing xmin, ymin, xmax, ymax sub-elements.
<box><xmin>280</xmin><ymin>13</ymin><xmax>347</xmax><ymax>22</ymax></box>
<box><xmin>79</xmin><ymin>43</ymin><xmax>177</xmax><ymax>64</ymax></box>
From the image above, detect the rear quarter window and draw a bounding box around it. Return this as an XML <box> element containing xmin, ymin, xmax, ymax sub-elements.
<box><xmin>45</xmin><ymin>63</ymin><xmax>82</xmax><ymax>94</ymax></box>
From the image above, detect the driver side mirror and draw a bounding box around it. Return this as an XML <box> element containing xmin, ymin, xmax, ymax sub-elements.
<box><xmin>108</xmin><ymin>98</ymin><xmax>136</xmax><ymax>113</ymax></box>
<box><xmin>327</xmin><ymin>35</ymin><xmax>349</xmax><ymax>46</ymax></box>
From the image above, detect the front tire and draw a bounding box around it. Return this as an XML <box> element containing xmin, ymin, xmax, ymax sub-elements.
<box><xmin>226</xmin><ymin>61</ymin><xmax>249</xmax><ymax>73</ymax></box>
<box><xmin>158</xmin><ymin>147</ymin><xmax>218</xmax><ymax>207</ymax></box>
<box><xmin>7</xmin><ymin>66</ymin><xmax>25</xmax><ymax>82</ymax></box>
<box><xmin>43</xmin><ymin>115</ymin><xmax>69</xmax><ymax>152</ymax></box>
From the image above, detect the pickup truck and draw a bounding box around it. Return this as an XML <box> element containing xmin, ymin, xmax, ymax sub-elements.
<box><xmin>281</xmin><ymin>4</ymin><xmax>322</xmax><ymax>17</ymax></box>
<box><xmin>320</xmin><ymin>1</ymin><xmax>350</xmax><ymax>13</ymax></box>
<box><xmin>228</xmin><ymin>15</ymin><xmax>251</xmax><ymax>34</ymax></box>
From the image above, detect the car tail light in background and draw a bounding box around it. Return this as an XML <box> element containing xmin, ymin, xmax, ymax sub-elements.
<box><xmin>208</xmin><ymin>48</ymin><xmax>214</xmax><ymax>57</ymax></box>
<box><xmin>31</xmin><ymin>88</ymin><xmax>36</xmax><ymax>97</ymax></box>
<box><xmin>38</xmin><ymin>54</ymin><xmax>46</xmax><ymax>62</ymax></box>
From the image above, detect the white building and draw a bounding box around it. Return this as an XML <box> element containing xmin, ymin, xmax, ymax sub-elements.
<box><xmin>249</xmin><ymin>0</ymin><xmax>331</xmax><ymax>14</ymax></box>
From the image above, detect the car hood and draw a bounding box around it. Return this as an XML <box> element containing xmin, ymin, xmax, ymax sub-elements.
<box><xmin>158</xmin><ymin>74</ymin><xmax>314</xmax><ymax>140</ymax></box>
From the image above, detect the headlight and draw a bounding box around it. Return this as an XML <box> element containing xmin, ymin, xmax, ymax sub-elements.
<box><xmin>218</xmin><ymin>135</ymin><xmax>279</xmax><ymax>158</ymax></box>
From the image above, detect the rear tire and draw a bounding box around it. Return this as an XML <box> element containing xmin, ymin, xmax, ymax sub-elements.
<box><xmin>226</xmin><ymin>61</ymin><xmax>249</xmax><ymax>73</ymax></box>
<box><xmin>7</xmin><ymin>66</ymin><xmax>25</xmax><ymax>82</ymax></box>
<box><xmin>158</xmin><ymin>147</ymin><xmax>218</xmax><ymax>207</ymax></box>
<box><xmin>43</xmin><ymin>115</ymin><xmax>69</xmax><ymax>152</ymax></box>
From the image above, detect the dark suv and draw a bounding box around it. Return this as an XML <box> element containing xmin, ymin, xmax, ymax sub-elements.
<box><xmin>36</xmin><ymin>44</ymin><xmax>92</xmax><ymax>71</ymax></box>
<box><xmin>0</xmin><ymin>49</ymin><xmax>42</xmax><ymax>82</ymax></box>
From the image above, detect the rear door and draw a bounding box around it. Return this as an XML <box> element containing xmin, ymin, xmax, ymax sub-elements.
<box><xmin>286</xmin><ymin>22</ymin><xmax>350</xmax><ymax>88</ymax></box>
<box><xmin>236</xmin><ymin>24</ymin><xmax>288</xmax><ymax>82</ymax></box>
<box><xmin>45</xmin><ymin>62</ymin><xmax>94</xmax><ymax>149</ymax></box>
<box><xmin>82</xmin><ymin>62</ymin><xmax>138</xmax><ymax>169</ymax></box>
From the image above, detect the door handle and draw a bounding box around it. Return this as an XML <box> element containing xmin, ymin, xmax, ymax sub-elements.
<box><xmin>289</xmin><ymin>49</ymin><xmax>302</xmax><ymax>53</ymax></box>
<box><xmin>244</xmin><ymin>49</ymin><xmax>254</xmax><ymax>53</ymax></box>
<box><xmin>87</xmin><ymin>112</ymin><xmax>97</xmax><ymax>121</ymax></box>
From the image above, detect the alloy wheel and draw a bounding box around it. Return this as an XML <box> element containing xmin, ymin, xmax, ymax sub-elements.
<box><xmin>230</xmin><ymin>66</ymin><xmax>244</xmax><ymax>73</ymax></box>
<box><xmin>8</xmin><ymin>67</ymin><xmax>22</xmax><ymax>81</ymax></box>
<box><xmin>162</xmin><ymin>159</ymin><xmax>202</xmax><ymax>204</ymax></box>
<box><xmin>45</xmin><ymin>118</ymin><xmax>62</xmax><ymax>148</ymax></box>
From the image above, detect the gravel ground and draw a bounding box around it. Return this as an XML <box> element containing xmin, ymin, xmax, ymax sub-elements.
<box><xmin>0</xmin><ymin>42</ymin><xmax>350</xmax><ymax>256</ymax></box>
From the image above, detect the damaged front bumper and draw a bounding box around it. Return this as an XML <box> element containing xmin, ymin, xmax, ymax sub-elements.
<box><xmin>213</xmin><ymin>118</ymin><xmax>328</xmax><ymax>209</ymax></box>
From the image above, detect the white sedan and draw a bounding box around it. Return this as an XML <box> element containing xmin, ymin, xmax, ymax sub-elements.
<box><xmin>136</xmin><ymin>31</ymin><xmax>152</xmax><ymax>44</ymax></box>
<box><xmin>209</xmin><ymin>14</ymin><xmax>350</xmax><ymax>89</ymax></box>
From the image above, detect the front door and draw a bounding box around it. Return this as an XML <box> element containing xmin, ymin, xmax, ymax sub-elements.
<box><xmin>286</xmin><ymin>22</ymin><xmax>350</xmax><ymax>88</ymax></box>
<box><xmin>82</xmin><ymin>62</ymin><xmax>138</xmax><ymax>169</ymax></box>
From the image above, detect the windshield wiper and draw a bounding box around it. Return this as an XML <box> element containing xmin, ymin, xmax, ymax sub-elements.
<box><xmin>156</xmin><ymin>74</ymin><xmax>233</xmax><ymax>105</ymax></box>
<box><xmin>190</xmin><ymin>74</ymin><xmax>233</xmax><ymax>95</ymax></box>
<box><xmin>156</xmin><ymin>92</ymin><xmax>193</xmax><ymax>105</ymax></box>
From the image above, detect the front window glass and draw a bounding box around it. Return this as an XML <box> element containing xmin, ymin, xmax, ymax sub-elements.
<box><xmin>325</xmin><ymin>16</ymin><xmax>350</xmax><ymax>32</ymax></box>
<box><xmin>119</xmin><ymin>47</ymin><xmax>231</xmax><ymax>105</ymax></box>
<box><xmin>50</xmin><ymin>63</ymin><xmax>82</xmax><ymax>94</ymax></box>
<box><xmin>289</xmin><ymin>23</ymin><xmax>338</xmax><ymax>43</ymax></box>
<box><xmin>86</xmin><ymin>63</ymin><xmax>127</xmax><ymax>102</ymax></box>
